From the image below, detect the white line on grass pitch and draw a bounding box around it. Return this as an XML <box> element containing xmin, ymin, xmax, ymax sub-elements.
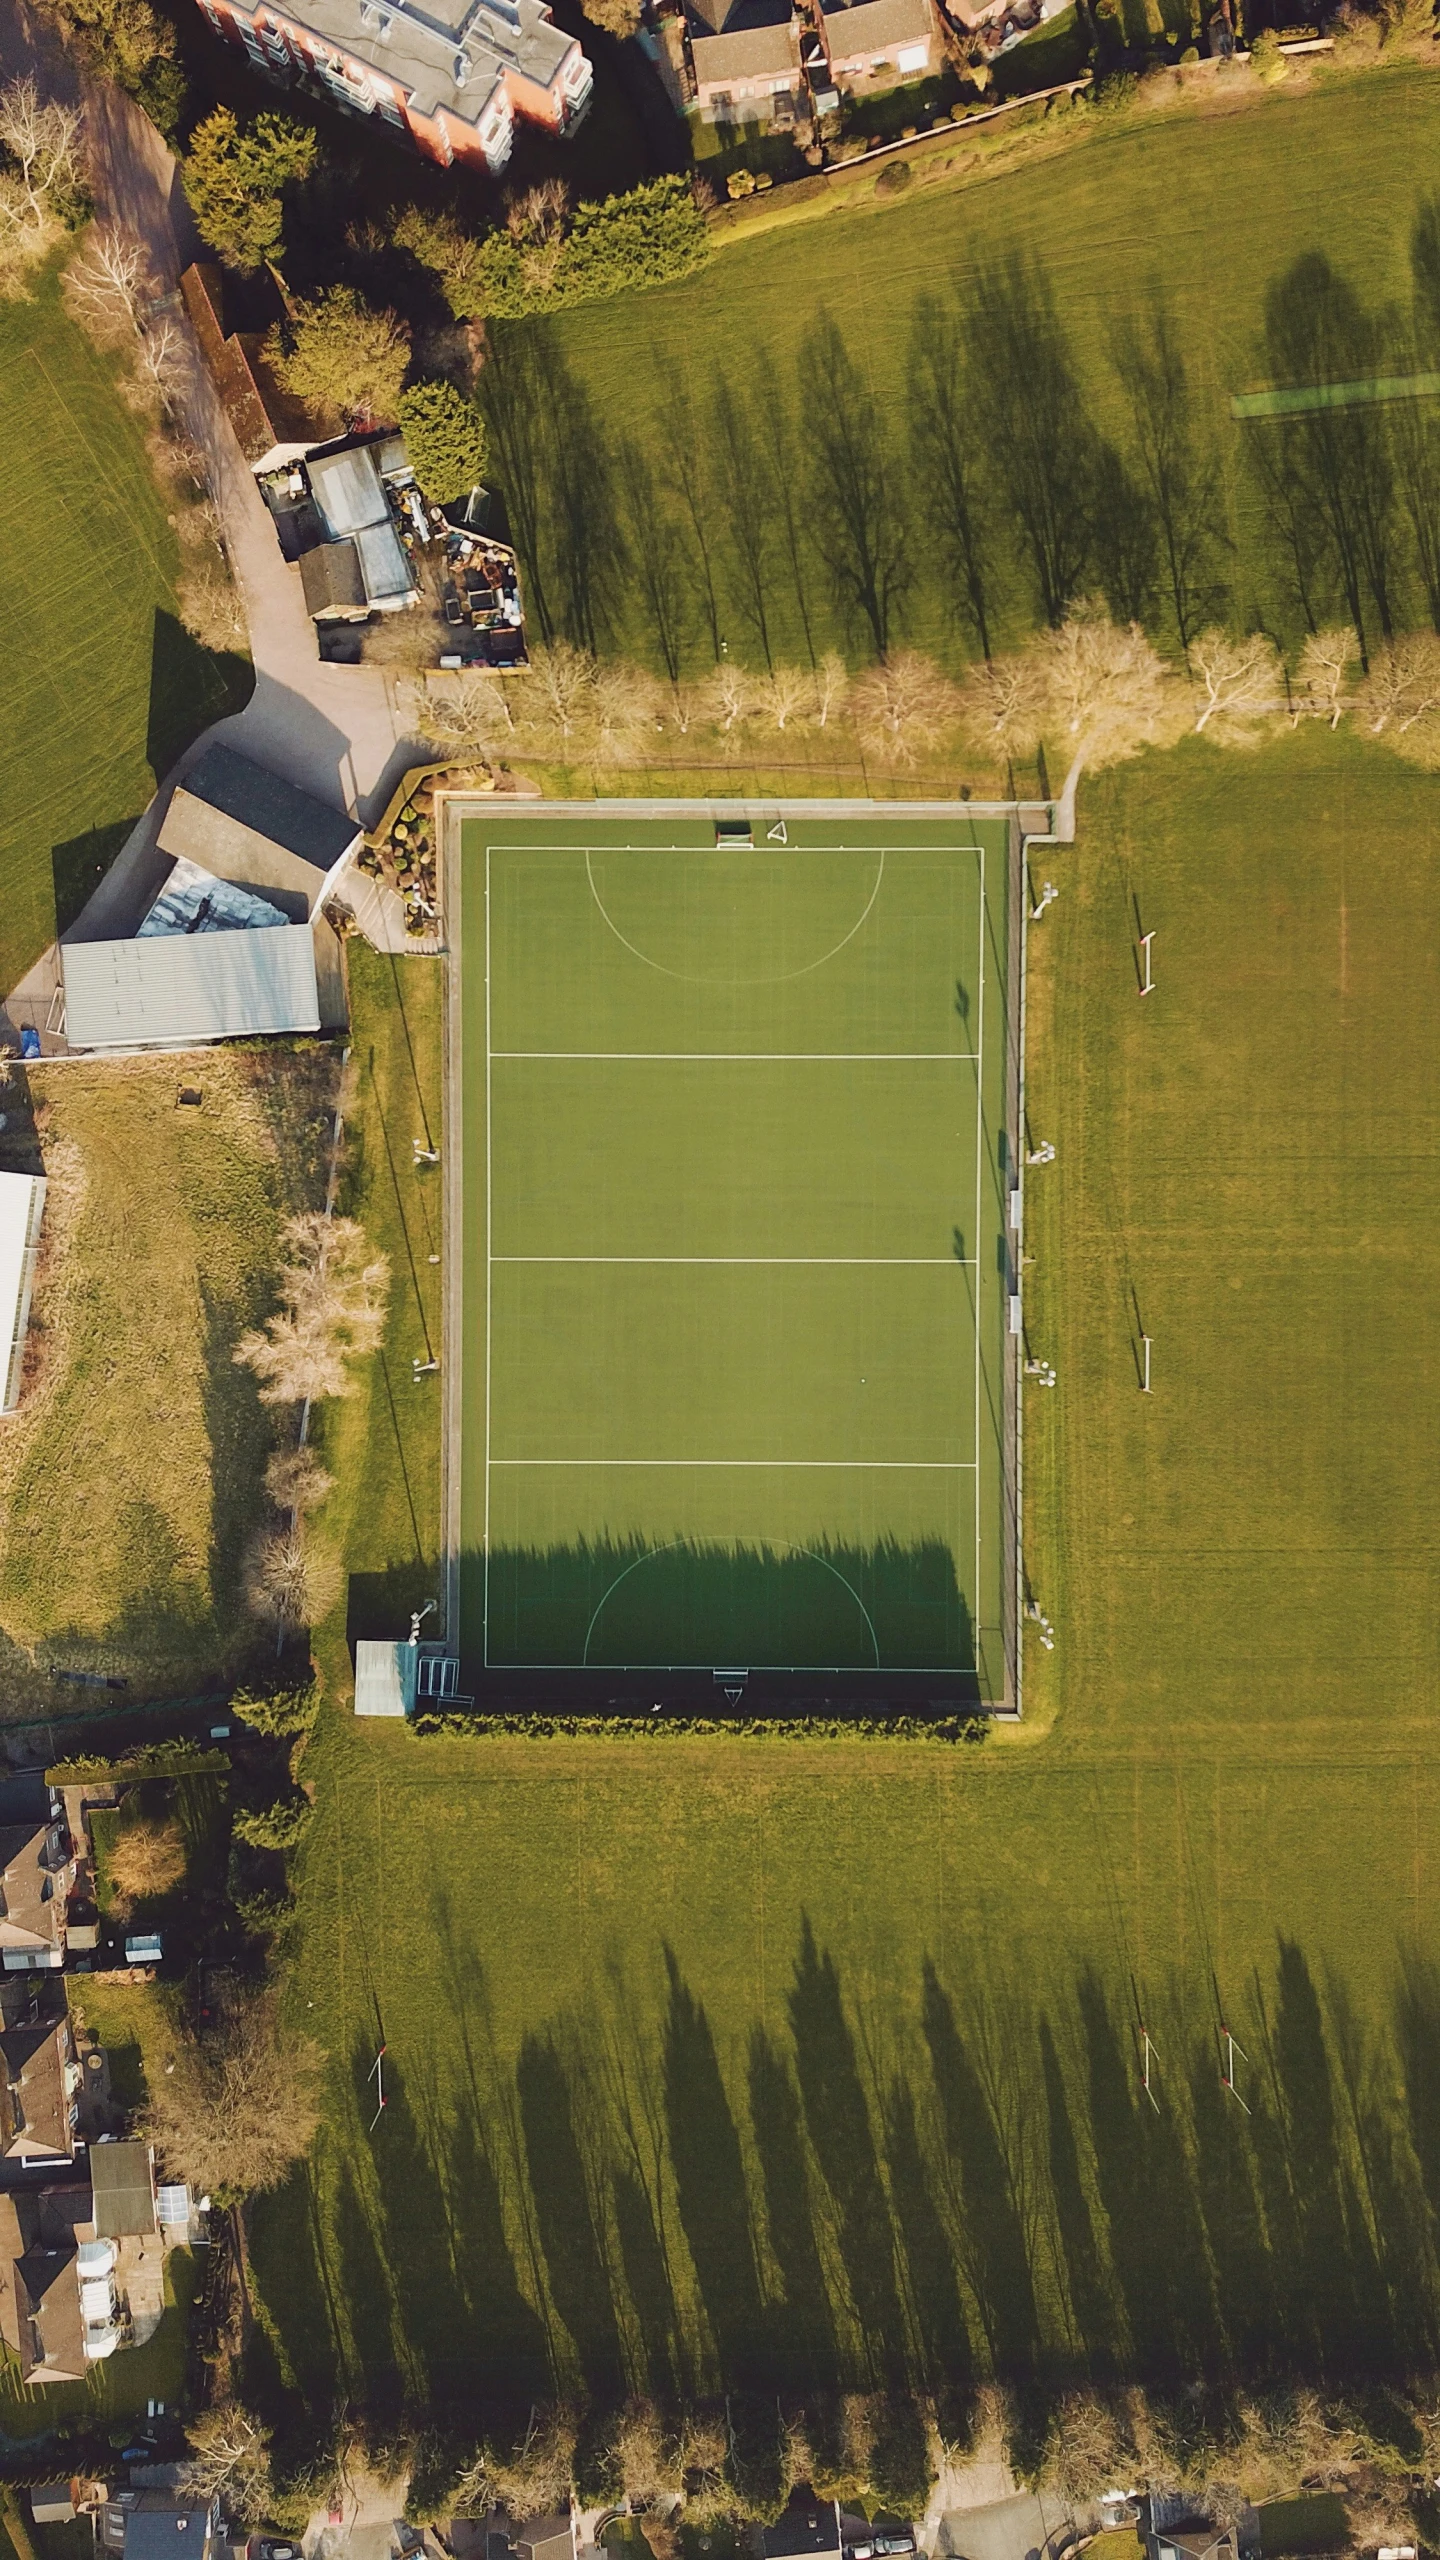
<box><xmin>488</xmin><ymin>1458</ymin><xmax>978</xmax><ymax>1469</ymax></box>
<box><xmin>492</xmin><ymin>1254</ymin><xmax>976</xmax><ymax>1267</ymax></box>
<box><xmin>489</xmin><ymin>1050</ymin><xmax>981</xmax><ymax>1063</ymax></box>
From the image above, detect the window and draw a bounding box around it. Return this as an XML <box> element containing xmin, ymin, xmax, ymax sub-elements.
<box><xmin>871</xmin><ymin>52</ymin><xmax>890</xmax><ymax>67</ymax></box>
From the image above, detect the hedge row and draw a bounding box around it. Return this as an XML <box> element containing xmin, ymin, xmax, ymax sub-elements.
<box><xmin>411</xmin><ymin>1712</ymin><xmax>987</xmax><ymax>1743</ymax></box>
<box><xmin>48</xmin><ymin>1742</ymin><xmax>231</xmax><ymax>1784</ymax></box>
<box><xmin>475</xmin><ymin>175</ymin><xmax>710</xmax><ymax>317</ymax></box>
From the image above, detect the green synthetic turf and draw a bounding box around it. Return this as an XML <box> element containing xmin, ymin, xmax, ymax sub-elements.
<box><xmin>459</xmin><ymin>812</ymin><xmax>1011</xmax><ymax>1681</ymax></box>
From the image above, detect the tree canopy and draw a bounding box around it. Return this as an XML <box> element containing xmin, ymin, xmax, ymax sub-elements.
<box><xmin>267</xmin><ymin>286</ymin><xmax>411</xmax><ymax>428</ymax></box>
<box><xmin>398</xmin><ymin>377</ymin><xmax>489</xmax><ymax>504</ymax></box>
<box><xmin>181</xmin><ymin>107</ymin><xmax>316</xmax><ymax>275</ymax></box>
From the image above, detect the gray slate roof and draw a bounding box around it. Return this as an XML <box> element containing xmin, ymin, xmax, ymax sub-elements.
<box><xmin>301</xmin><ymin>538</ymin><xmax>367</xmax><ymax>616</ymax></box>
<box><xmin>242</xmin><ymin>0</ymin><xmax>579</xmax><ymax>122</ymax></box>
<box><xmin>89</xmin><ymin>2139</ymin><xmax>157</xmax><ymax>2238</ymax></box>
<box><xmin>182</xmin><ymin>745</ymin><xmax>359</xmax><ymax>872</ymax></box>
<box><xmin>692</xmin><ymin>12</ymin><xmax>798</xmax><ymax>72</ymax></box>
<box><xmin>820</xmin><ymin>0</ymin><xmax>934</xmax><ymax>45</ymax></box>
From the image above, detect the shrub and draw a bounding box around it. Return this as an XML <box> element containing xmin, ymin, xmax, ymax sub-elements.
<box><xmin>396</xmin><ymin>377</ymin><xmax>488</xmax><ymax>505</ymax></box>
<box><xmin>1091</xmin><ymin>65</ymin><xmax>1139</xmax><ymax>104</ymax></box>
<box><xmin>474</xmin><ymin>174</ymin><xmax>710</xmax><ymax>313</ymax></box>
<box><xmin>233</xmin><ymin>1795</ymin><xmax>312</xmax><ymax>1851</ymax></box>
<box><xmin>230</xmin><ymin>1679</ymin><xmax>321</xmax><ymax>1739</ymax></box>
<box><xmin>265</xmin><ymin>287</ymin><xmax>409</xmax><ymax>429</ymax></box>
<box><xmin>107</xmin><ymin>1813</ymin><xmax>186</xmax><ymax>1903</ymax></box>
<box><xmin>876</xmin><ymin>156</ymin><xmax>915</xmax><ymax>192</ymax></box>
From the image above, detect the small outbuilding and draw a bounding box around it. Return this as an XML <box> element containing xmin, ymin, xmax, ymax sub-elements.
<box><xmin>353</xmin><ymin>1640</ymin><xmax>419</xmax><ymax>1719</ymax></box>
<box><xmin>62</xmin><ymin>926</ymin><xmax>323</xmax><ymax>1055</ymax></box>
<box><xmin>89</xmin><ymin>2138</ymin><xmax>158</xmax><ymax>2240</ymax></box>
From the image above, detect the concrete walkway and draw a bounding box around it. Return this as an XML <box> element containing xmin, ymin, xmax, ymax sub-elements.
<box><xmin>1</xmin><ymin>42</ymin><xmax>425</xmax><ymax>1040</ymax></box>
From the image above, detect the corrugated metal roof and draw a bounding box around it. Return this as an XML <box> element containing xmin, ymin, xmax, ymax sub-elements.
<box><xmin>355</xmin><ymin>517</ymin><xmax>413</xmax><ymax>603</ymax></box>
<box><xmin>309</xmin><ymin>443</ymin><xmax>388</xmax><ymax>537</ymax></box>
<box><xmin>63</xmin><ymin>925</ymin><xmax>321</xmax><ymax>1052</ymax></box>
<box><xmin>354</xmin><ymin>1640</ymin><xmax>418</xmax><ymax>1717</ymax></box>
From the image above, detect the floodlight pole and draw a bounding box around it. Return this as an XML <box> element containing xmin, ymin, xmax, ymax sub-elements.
<box><xmin>368</xmin><ymin>2044</ymin><xmax>387</xmax><ymax>2134</ymax></box>
<box><xmin>1139</xmin><ymin>930</ymin><xmax>1155</xmax><ymax>995</ymax></box>
<box><xmin>1141</xmin><ymin>1335</ymin><xmax>1152</xmax><ymax>1393</ymax></box>
<box><xmin>1140</xmin><ymin>2025</ymin><xmax>1160</xmax><ymax>2113</ymax></box>
<box><xmin>1221</xmin><ymin>2025</ymin><xmax>1251</xmax><ymax>2113</ymax></box>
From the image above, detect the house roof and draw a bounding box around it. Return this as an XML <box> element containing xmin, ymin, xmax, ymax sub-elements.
<box><xmin>63</xmin><ymin>923</ymin><xmax>322</xmax><ymax>1053</ymax></box>
<box><xmin>15</xmin><ymin>2248</ymin><xmax>85</xmax><ymax>2382</ymax></box>
<box><xmin>179</xmin><ymin>266</ymin><xmax>322</xmax><ymax>465</ymax></box>
<box><xmin>691</xmin><ymin>11</ymin><xmax>798</xmax><ymax>72</ymax></box>
<box><xmin>90</xmin><ymin>2139</ymin><xmax>157</xmax><ymax>2239</ymax></box>
<box><xmin>764</xmin><ymin>2511</ymin><xmax>842</xmax><ymax>2560</ymax></box>
<box><xmin>0</xmin><ymin>1171</ymin><xmax>45</xmax><ymax>1416</ymax></box>
<box><xmin>258</xmin><ymin>0</ymin><xmax>580</xmax><ymax>127</ymax></box>
<box><xmin>178</xmin><ymin>745</ymin><xmax>361</xmax><ymax>874</ymax></box>
<box><xmin>515</xmin><ymin>2521</ymin><xmax>572</xmax><ymax>2560</ymax></box>
<box><xmin>0</xmin><ymin>1820</ymin><xmax>68</xmax><ymax>1956</ymax></box>
<box><xmin>118</xmin><ymin>2495</ymin><xmax>216</xmax><ymax>2560</ymax></box>
<box><xmin>300</xmin><ymin>539</ymin><xmax>367</xmax><ymax>617</ymax></box>
<box><xmin>353</xmin><ymin>1640</ymin><xmax>418</xmax><ymax>1718</ymax></box>
<box><xmin>0</xmin><ymin>2021</ymin><xmax>73</xmax><ymax>2160</ymax></box>
<box><xmin>820</xmin><ymin>0</ymin><xmax>933</xmax><ymax>43</ymax></box>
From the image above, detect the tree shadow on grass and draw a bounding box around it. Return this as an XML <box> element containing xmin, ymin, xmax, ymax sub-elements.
<box><xmin>51</xmin><ymin>816</ymin><xmax>141</xmax><ymax>938</ymax></box>
<box><xmin>787</xmin><ymin>1918</ymin><xmax>908</xmax><ymax>2385</ymax></box>
<box><xmin>921</xmin><ymin>1958</ymin><xmax>1041</xmax><ymax>2379</ymax></box>
<box><xmin>662</xmin><ymin>1946</ymin><xmax>767</xmax><ymax>2386</ymax></box>
<box><xmin>748</xmin><ymin>2023</ymin><xmax>839</xmax><ymax>2395</ymax></box>
<box><xmin>518</xmin><ymin>2028</ymin><xmax>626</xmax><ymax>2399</ymax></box>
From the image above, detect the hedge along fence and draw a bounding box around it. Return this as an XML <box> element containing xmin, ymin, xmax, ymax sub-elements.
<box><xmin>476</xmin><ymin>175</ymin><xmax>711</xmax><ymax>317</ymax></box>
<box><xmin>47</xmin><ymin>1741</ymin><xmax>231</xmax><ymax>1785</ymax></box>
<box><xmin>412</xmin><ymin>1712</ymin><xmax>989</xmax><ymax>1743</ymax></box>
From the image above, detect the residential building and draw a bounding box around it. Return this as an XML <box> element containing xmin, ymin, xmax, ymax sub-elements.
<box><xmin>817</xmin><ymin>0</ymin><xmax>939</xmax><ymax>87</ymax></box>
<box><xmin>190</xmin><ymin>0</ymin><xmax>592</xmax><ymax>173</ymax></box>
<box><xmin>61</xmin><ymin>747</ymin><xmax>355</xmax><ymax>1055</ymax></box>
<box><xmin>0</xmin><ymin>1811</ymin><xmax>73</xmax><ymax>1973</ymax></box>
<box><xmin>101</xmin><ymin>2494</ymin><xmax>221</xmax><ymax>2560</ymax></box>
<box><xmin>0</xmin><ymin>2187</ymin><xmax>95</xmax><ymax>2384</ymax></box>
<box><xmin>0</xmin><ymin>1170</ymin><xmax>45</xmax><ymax>1417</ymax></box>
<box><xmin>763</xmin><ymin>2512</ymin><xmax>843</xmax><ymax>2560</ymax></box>
<box><xmin>1143</xmin><ymin>2497</ymin><xmax>1259</xmax><ymax>2560</ymax></box>
<box><xmin>688</xmin><ymin>0</ymin><xmax>802</xmax><ymax>119</ymax></box>
<box><xmin>0</xmin><ymin>2017</ymin><xmax>79</xmax><ymax>2164</ymax></box>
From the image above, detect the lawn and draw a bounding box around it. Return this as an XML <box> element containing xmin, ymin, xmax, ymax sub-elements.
<box><xmin>0</xmin><ymin>261</ymin><xmax>251</xmax><ymax>997</ymax></box>
<box><xmin>457</xmin><ymin>809</ymin><xmax>1013</xmax><ymax>1699</ymax></box>
<box><xmin>486</xmin><ymin>65</ymin><xmax>1440</xmax><ymax>674</ymax></box>
<box><xmin>0</xmin><ymin>1044</ymin><xmax>339</xmax><ymax>1712</ymax></box>
<box><xmin>248</xmin><ymin>731</ymin><xmax>1440</xmax><ymax>2461</ymax></box>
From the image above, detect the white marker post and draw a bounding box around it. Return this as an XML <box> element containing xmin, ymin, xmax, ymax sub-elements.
<box><xmin>1139</xmin><ymin>930</ymin><xmax>1155</xmax><ymax>995</ymax></box>
<box><xmin>368</xmin><ymin>2044</ymin><xmax>388</xmax><ymax>2134</ymax></box>
<box><xmin>1221</xmin><ymin>2026</ymin><xmax>1251</xmax><ymax>2114</ymax></box>
<box><xmin>1140</xmin><ymin>2025</ymin><xmax>1161</xmax><ymax>2114</ymax></box>
<box><xmin>1141</xmin><ymin>1335</ymin><xmax>1152</xmax><ymax>1393</ymax></box>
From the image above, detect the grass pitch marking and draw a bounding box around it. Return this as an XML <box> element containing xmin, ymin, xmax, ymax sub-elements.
<box><xmin>579</xmin><ymin>1537</ymin><xmax>883</xmax><ymax>1668</ymax></box>
<box><xmin>492</xmin><ymin>1254</ymin><xmax>976</xmax><ymax>1266</ymax></box>
<box><xmin>584</xmin><ymin>845</ymin><xmax>888</xmax><ymax>985</ymax></box>
<box><xmin>479</xmin><ymin>824</ymin><xmax>993</xmax><ymax>1677</ymax></box>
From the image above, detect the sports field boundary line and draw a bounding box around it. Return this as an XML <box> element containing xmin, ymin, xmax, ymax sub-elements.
<box><xmin>441</xmin><ymin>790</ymin><xmax>1051</xmax><ymax>1710</ymax></box>
<box><xmin>488</xmin><ymin>1457</ymin><xmax>979</xmax><ymax>1469</ymax></box>
<box><xmin>491</xmin><ymin>1254</ymin><xmax>977</xmax><ymax>1267</ymax></box>
<box><xmin>491</xmin><ymin>1050</ymin><xmax>981</xmax><ymax>1062</ymax></box>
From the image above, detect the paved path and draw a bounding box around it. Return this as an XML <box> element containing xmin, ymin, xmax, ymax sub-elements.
<box><xmin>1</xmin><ymin>39</ymin><xmax>424</xmax><ymax>1037</ymax></box>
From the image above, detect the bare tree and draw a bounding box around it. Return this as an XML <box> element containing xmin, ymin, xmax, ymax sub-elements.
<box><xmin>138</xmin><ymin>315</ymin><xmax>186</xmax><ymax>409</ymax></box>
<box><xmin>0</xmin><ymin>80</ymin><xmax>83</xmax><ymax>290</ymax></box>
<box><xmin>1291</xmin><ymin>626</ymin><xmax>1357</xmax><ymax>727</ymax></box>
<box><xmin>177</xmin><ymin>563</ymin><xmax>248</xmax><ymax>654</ymax></box>
<box><xmin>519</xmin><ymin>637</ymin><xmax>604</xmax><ymax>756</ymax></box>
<box><xmin>185</xmin><ymin>2405</ymin><xmax>273</xmax><ymax>2522</ymax></box>
<box><xmin>1189</xmin><ymin>627</ymin><xmax>1285</xmax><ymax>736</ymax></box>
<box><xmin>408</xmin><ymin>667</ymin><xmax>515</xmax><ymax>759</ymax></box>
<box><xmin>956</xmin><ymin>650</ymin><xmax>1049</xmax><ymax>764</ymax></box>
<box><xmin>908</xmin><ymin>294</ymin><xmax>994</xmax><ymax>659</ymax></box>
<box><xmin>800</xmin><ymin>315</ymin><xmax>912</xmax><ymax>659</ymax></box>
<box><xmin>1110</xmin><ymin>293</ymin><xmax>1226</xmax><ymax>658</ymax></box>
<box><xmin>453</xmin><ymin>2405</ymin><xmax>579</xmax><ymax>2518</ymax></box>
<box><xmin>1352</xmin><ymin>630</ymin><xmax>1440</xmax><ymax>735</ymax></box>
<box><xmin>813</xmin><ymin>649</ymin><xmax>849</xmax><ymax>728</ymax></box>
<box><xmin>108</xmin><ymin>1814</ymin><xmax>186</xmax><ymax>1904</ymax></box>
<box><xmin>755</xmin><ymin>665</ymin><xmax>813</xmax><ymax>732</ymax></box>
<box><xmin>265</xmin><ymin>1443</ymin><xmax>334</xmax><ymax>1516</ymax></box>
<box><xmin>143</xmin><ymin>1996</ymin><xmax>323</xmax><ymax>2199</ymax></box>
<box><xmin>591</xmin><ymin>658</ymin><xmax>659</xmax><ymax>761</ymax></box>
<box><xmin>65</xmin><ymin>224</ymin><xmax>149</xmax><ymax>338</ymax></box>
<box><xmin>234</xmin><ymin>1213</ymin><xmax>389</xmax><ymax>1405</ymax></box>
<box><xmin>243</xmin><ymin>1523</ymin><xmax>339</xmax><ymax>1634</ymax></box>
<box><xmin>1036</xmin><ymin>603</ymin><xmax>1184</xmax><ymax>765</ymax></box>
<box><xmin>701</xmin><ymin>662</ymin><xmax>758</xmax><ymax>738</ymax></box>
<box><xmin>848</xmin><ymin>650</ymin><xmax>961</xmax><ymax>768</ymax></box>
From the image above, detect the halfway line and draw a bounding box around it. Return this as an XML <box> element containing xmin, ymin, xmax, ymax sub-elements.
<box><xmin>488</xmin><ymin>1458</ymin><xmax>978</xmax><ymax>1469</ymax></box>
<box><xmin>492</xmin><ymin>1254</ymin><xmax>975</xmax><ymax>1266</ymax></box>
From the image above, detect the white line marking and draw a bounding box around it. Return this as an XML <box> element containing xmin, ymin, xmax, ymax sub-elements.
<box><xmin>584</xmin><ymin>845</ymin><xmax>889</xmax><ymax>985</ymax></box>
<box><xmin>492</xmin><ymin>1255</ymin><xmax>976</xmax><ymax>1267</ymax></box>
<box><xmin>579</xmin><ymin>1537</ymin><xmax>883</xmax><ymax>1668</ymax></box>
<box><xmin>491</xmin><ymin>1051</ymin><xmax>980</xmax><ymax>1062</ymax></box>
<box><xmin>489</xmin><ymin>1458</ymin><xmax>978</xmax><ymax>1469</ymax></box>
<box><xmin>484</xmin><ymin>847</ymin><xmax>494</xmax><ymax>1668</ymax></box>
<box><xmin>975</xmin><ymin>843</ymin><xmax>985</xmax><ymax>1621</ymax></box>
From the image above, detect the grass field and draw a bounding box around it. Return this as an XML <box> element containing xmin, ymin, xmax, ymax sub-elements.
<box><xmin>489</xmin><ymin>65</ymin><xmax>1440</xmax><ymax>673</ymax></box>
<box><xmin>457</xmin><ymin>809</ymin><xmax>1014</xmax><ymax>1698</ymax></box>
<box><xmin>0</xmin><ymin>262</ymin><xmax>251</xmax><ymax>997</ymax></box>
<box><xmin>248</xmin><ymin>732</ymin><xmax>1440</xmax><ymax>2455</ymax></box>
<box><xmin>0</xmin><ymin>1045</ymin><xmax>337</xmax><ymax>1709</ymax></box>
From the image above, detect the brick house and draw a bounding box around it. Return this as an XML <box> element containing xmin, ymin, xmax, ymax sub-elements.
<box><xmin>817</xmin><ymin>0</ymin><xmax>939</xmax><ymax>90</ymax></box>
<box><xmin>191</xmin><ymin>0</ymin><xmax>593</xmax><ymax>173</ymax></box>
<box><xmin>687</xmin><ymin>0</ymin><xmax>803</xmax><ymax>119</ymax></box>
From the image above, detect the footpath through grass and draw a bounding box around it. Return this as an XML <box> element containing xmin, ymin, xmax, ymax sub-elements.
<box><xmin>0</xmin><ymin>262</ymin><xmax>250</xmax><ymax>996</ymax></box>
<box><xmin>249</xmin><ymin>734</ymin><xmax>1440</xmax><ymax>2453</ymax></box>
